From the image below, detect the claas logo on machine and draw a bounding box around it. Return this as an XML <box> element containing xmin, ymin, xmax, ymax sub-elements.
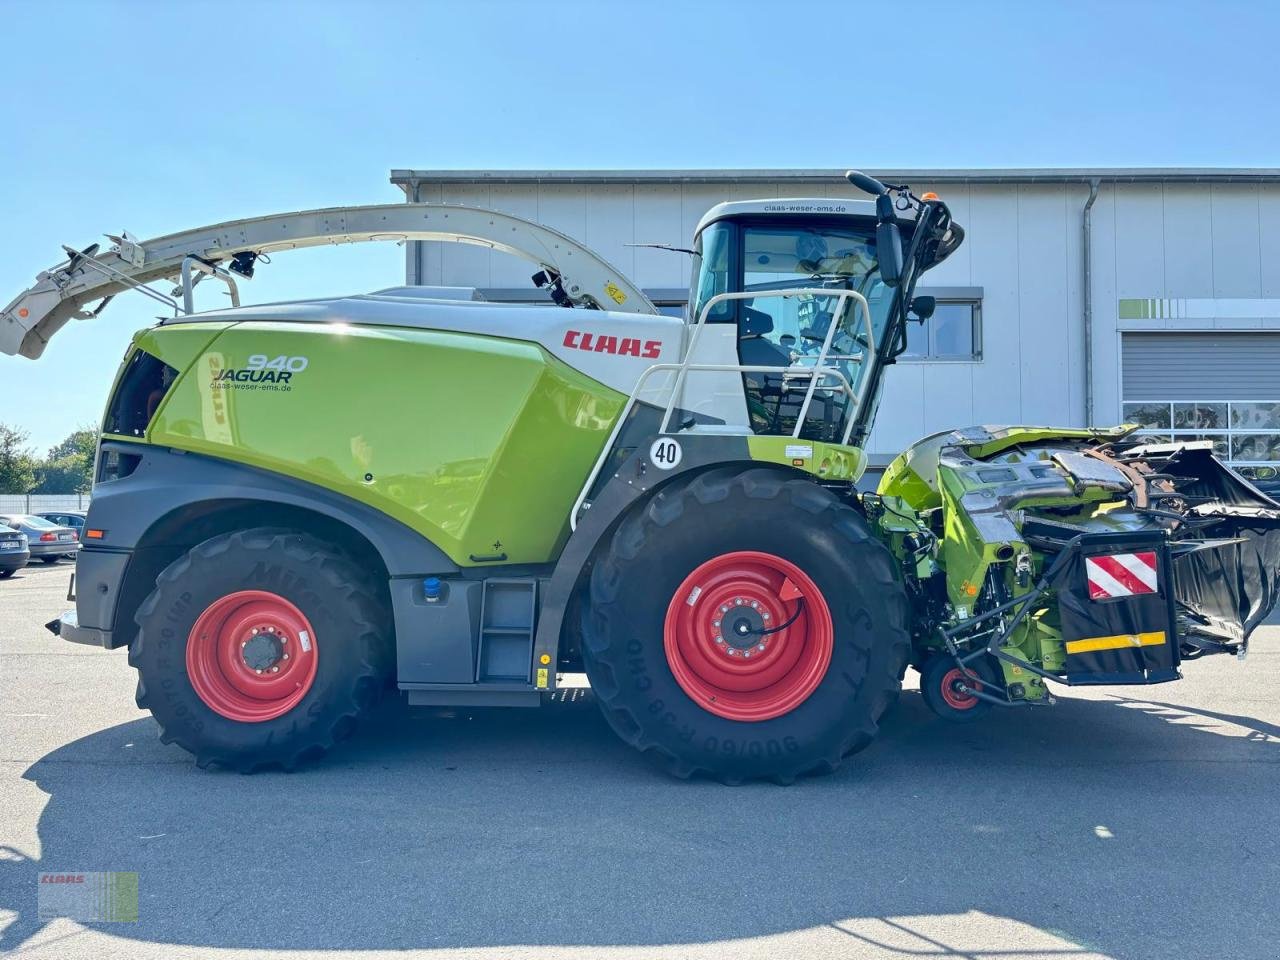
<box><xmin>563</xmin><ymin>330</ymin><xmax>661</xmax><ymax>359</ymax></box>
<box><xmin>1085</xmin><ymin>551</ymin><xmax>1158</xmax><ymax>600</ymax></box>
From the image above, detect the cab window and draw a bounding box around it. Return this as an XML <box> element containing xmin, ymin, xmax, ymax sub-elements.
<box><xmin>689</xmin><ymin>222</ymin><xmax>734</xmax><ymax>323</ymax></box>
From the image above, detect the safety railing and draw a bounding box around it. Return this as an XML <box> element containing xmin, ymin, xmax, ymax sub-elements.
<box><xmin>570</xmin><ymin>287</ymin><xmax>873</xmax><ymax>528</ymax></box>
<box><xmin>660</xmin><ymin>288</ymin><xmax>873</xmax><ymax>438</ymax></box>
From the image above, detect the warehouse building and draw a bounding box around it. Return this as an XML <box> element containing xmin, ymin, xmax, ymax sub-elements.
<box><xmin>391</xmin><ymin>168</ymin><xmax>1280</xmax><ymax>469</ymax></box>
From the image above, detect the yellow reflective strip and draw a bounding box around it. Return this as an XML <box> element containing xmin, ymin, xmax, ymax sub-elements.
<box><xmin>1065</xmin><ymin>631</ymin><xmax>1166</xmax><ymax>655</ymax></box>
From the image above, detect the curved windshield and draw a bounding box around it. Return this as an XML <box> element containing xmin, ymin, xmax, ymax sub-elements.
<box><xmin>690</xmin><ymin>218</ymin><xmax>892</xmax><ymax>442</ymax></box>
<box><xmin>740</xmin><ymin>223</ymin><xmax>890</xmax><ymax>396</ymax></box>
<box><xmin>691</xmin><ymin>222</ymin><xmax>733</xmax><ymax>323</ymax></box>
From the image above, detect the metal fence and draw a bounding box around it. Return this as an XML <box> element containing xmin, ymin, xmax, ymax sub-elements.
<box><xmin>0</xmin><ymin>494</ymin><xmax>90</xmax><ymax>514</ymax></box>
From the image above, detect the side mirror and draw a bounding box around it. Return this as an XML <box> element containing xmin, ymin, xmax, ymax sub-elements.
<box><xmin>908</xmin><ymin>295</ymin><xmax>935</xmax><ymax>322</ymax></box>
<box><xmin>877</xmin><ymin>220</ymin><xmax>903</xmax><ymax>287</ymax></box>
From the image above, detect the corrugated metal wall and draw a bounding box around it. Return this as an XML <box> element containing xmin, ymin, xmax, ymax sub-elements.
<box><xmin>0</xmin><ymin>494</ymin><xmax>89</xmax><ymax>513</ymax></box>
<box><xmin>1090</xmin><ymin>182</ymin><xmax>1280</xmax><ymax>422</ymax></box>
<box><xmin>1122</xmin><ymin>332</ymin><xmax>1280</xmax><ymax>400</ymax></box>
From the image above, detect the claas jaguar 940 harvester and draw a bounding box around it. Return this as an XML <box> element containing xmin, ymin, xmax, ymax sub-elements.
<box><xmin>5</xmin><ymin>171</ymin><xmax>1279</xmax><ymax>782</ymax></box>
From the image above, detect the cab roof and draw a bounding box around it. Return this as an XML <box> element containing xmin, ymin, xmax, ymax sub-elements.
<box><xmin>693</xmin><ymin>197</ymin><xmax>882</xmax><ymax>239</ymax></box>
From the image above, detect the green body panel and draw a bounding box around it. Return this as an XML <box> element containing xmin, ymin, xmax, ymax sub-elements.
<box><xmin>145</xmin><ymin>321</ymin><xmax>626</xmax><ymax>565</ymax></box>
<box><xmin>869</xmin><ymin>424</ymin><xmax>1160</xmax><ymax>703</ymax></box>
<box><xmin>876</xmin><ymin>425</ymin><xmax>1136</xmax><ymax>512</ymax></box>
<box><xmin>746</xmin><ymin>436</ymin><xmax>865</xmax><ymax>482</ymax></box>
<box><xmin>135</xmin><ymin>323</ymin><xmax>237</xmax><ymax>379</ymax></box>
<box><xmin>875</xmin><ymin>431</ymin><xmax>946</xmax><ymax>509</ymax></box>
<box><xmin>959</xmin><ymin>424</ymin><xmax>1132</xmax><ymax>460</ymax></box>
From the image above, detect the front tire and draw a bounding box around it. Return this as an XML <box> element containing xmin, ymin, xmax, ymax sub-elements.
<box><xmin>919</xmin><ymin>655</ymin><xmax>999</xmax><ymax>722</ymax></box>
<box><xmin>582</xmin><ymin>468</ymin><xmax>909</xmax><ymax>783</ymax></box>
<box><xmin>131</xmin><ymin>529</ymin><xmax>392</xmax><ymax>771</ymax></box>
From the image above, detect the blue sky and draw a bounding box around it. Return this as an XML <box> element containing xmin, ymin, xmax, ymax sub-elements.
<box><xmin>2</xmin><ymin>0</ymin><xmax>1277</xmax><ymax>450</ymax></box>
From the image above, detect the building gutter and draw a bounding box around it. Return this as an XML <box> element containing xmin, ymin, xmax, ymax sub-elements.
<box><xmin>410</xmin><ymin>180</ymin><xmax>423</xmax><ymax>284</ymax></box>
<box><xmin>1082</xmin><ymin>178</ymin><xmax>1100</xmax><ymax>424</ymax></box>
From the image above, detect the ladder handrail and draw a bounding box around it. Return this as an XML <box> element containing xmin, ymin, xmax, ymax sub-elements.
<box><xmin>661</xmin><ymin>288</ymin><xmax>873</xmax><ymax>436</ymax></box>
<box><xmin>570</xmin><ymin>287</ymin><xmax>875</xmax><ymax>530</ymax></box>
<box><xmin>570</xmin><ymin>360</ymin><xmax>858</xmax><ymax>530</ymax></box>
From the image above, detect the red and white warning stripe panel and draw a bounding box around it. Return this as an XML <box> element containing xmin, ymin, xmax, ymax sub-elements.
<box><xmin>1086</xmin><ymin>551</ymin><xmax>1159</xmax><ymax>600</ymax></box>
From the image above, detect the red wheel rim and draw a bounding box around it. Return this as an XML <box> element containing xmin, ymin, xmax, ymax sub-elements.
<box><xmin>185</xmin><ymin>590</ymin><xmax>319</xmax><ymax>722</ymax></box>
<box><xmin>663</xmin><ymin>550</ymin><xmax>833</xmax><ymax>722</ymax></box>
<box><xmin>940</xmin><ymin>667</ymin><xmax>981</xmax><ymax>710</ymax></box>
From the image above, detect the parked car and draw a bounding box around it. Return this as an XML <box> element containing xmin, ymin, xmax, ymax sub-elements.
<box><xmin>35</xmin><ymin>509</ymin><xmax>87</xmax><ymax>540</ymax></box>
<box><xmin>0</xmin><ymin>514</ymin><xmax>80</xmax><ymax>563</ymax></box>
<box><xmin>0</xmin><ymin>523</ymin><xmax>30</xmax><ymax>578</ymax></box>
<box><xmin>1238</xmin><ymin>465</ymin><xmax>1280</xmax><ymax>501</ymax></box>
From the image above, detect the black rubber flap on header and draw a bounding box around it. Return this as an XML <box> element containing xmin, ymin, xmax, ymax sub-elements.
<box><xmin>1051</xmin><ymin>531</ymin><xmax>1180</xmax><ymax>686</ymax></box>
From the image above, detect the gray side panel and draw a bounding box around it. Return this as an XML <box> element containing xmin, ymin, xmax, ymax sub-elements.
<box><xmin>1122</xmin><ymin>332</ymin><xmax>1280</xmax><ymax>400</ymax></box>
<box><xmin>88</xmin><ymin>442</ymin><xmax>458</xmax><ymax>576</ymax></box>
<box><xmin>72</xmin><ymin>550</ymin><xmax>130</xmax><ymax>634</ymax></box>
<box><xmin>392</xmin><ymin>578</ymin><xmax>481</xmax><ymax>684</ymax></box>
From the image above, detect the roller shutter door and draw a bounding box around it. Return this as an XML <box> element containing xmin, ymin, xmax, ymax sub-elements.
<box><xmin>1122</xmin><ymin>332</ymin><xmax>1280</xmax><ymax>401</ymax></box>
<box><xmin>1121</xmin><ymin>332</ymin><xmax>1280</xmax><ymax>463</ymax></box>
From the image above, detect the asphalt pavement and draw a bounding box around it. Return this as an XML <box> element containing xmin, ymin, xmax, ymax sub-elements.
<box><xmin>2</xmin><ymin>559</ymin><xmax>1278</xmax><ymax>960</ymax></box>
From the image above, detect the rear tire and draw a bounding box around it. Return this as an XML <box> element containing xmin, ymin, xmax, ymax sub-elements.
<box><xmin>582</xmin><ymin>468</ymin><xmax>909</xmax><ymax>783</ymax></box>
<box><xmin>131</xmin><ymin>528</ymin><xmax>392</xmax><ymax>771</ymax></box>
<box><xmin>0</xmin><ymin>568</ymin><xmax>15</xmax><ymax>579</ymax></box>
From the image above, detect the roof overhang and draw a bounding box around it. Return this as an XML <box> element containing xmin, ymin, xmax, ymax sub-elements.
<box><xmin>393</xmin><ymin>167</ymin><xmax>1280</xmax><ymax>189</ymax></box>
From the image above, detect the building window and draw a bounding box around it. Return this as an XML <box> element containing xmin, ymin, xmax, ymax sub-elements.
<box><xmin>902</xmin><ymin>300</ymin><xmax>981</xmax><ymax>361</ymax></box>
<box><xmin>1122</xmin><ymin>401</ymin><xmax>1280</xmax><ymax>464</ymax></box>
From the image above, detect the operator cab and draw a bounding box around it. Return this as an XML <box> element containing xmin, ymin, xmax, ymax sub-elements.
<box><xmin>686</xmin><ymin>177</ymin><xmax>962</xmax><ymax>445</ymax></box>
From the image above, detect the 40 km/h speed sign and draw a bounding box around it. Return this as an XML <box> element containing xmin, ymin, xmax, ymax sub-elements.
<box><xmin>649</xmin><ymin>437</ymin><xmax>683</xmax><ymax>470</ymax></box>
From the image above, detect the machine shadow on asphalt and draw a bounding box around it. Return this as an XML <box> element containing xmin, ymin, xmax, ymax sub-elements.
<box><xmin>2</xmin><ymin>684</ymin><xmax>1277</xmax><ymax>959</ymax></box>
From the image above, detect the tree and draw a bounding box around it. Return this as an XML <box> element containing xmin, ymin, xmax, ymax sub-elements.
<box><xmin>47</xmin><ymin>428</ymin><xmax>97</xmax><ymax>464</ymax></box>
<box><xmin>0</xmin><ymin>424</ymin><xmax>37</xmax><ymax>494</ymax></box>
<box><xmin>34</xmin><ymin>426</ymin><xmax>99</xmax><ymax>494</ymax></box>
